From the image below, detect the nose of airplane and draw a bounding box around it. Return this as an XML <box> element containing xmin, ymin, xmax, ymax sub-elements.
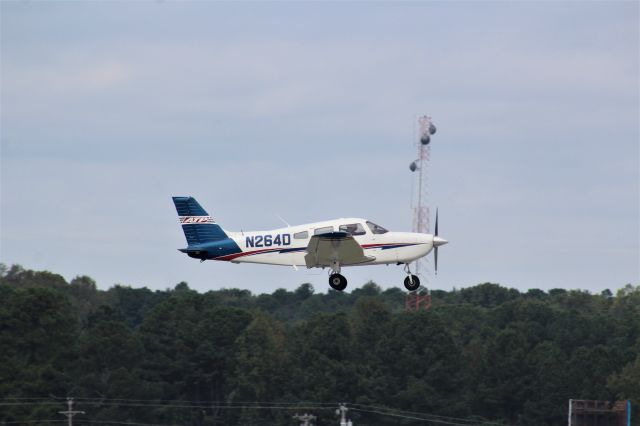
<box><xmin>433</xmin><ymin>236</ymin><xmax>448</xmax><ymax>247</ymax></box>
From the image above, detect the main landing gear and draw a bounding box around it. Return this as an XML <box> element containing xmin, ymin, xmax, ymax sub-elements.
<box><xmin>327</xmin><ymin>262</ymin><xmax>419</xmax><ymax>292</ymax></box>
<box><xmin>403</xmin><ymin>264</ymin><xmax>420</xmax><ymax>291</ymax></box>
<box><xmin>328</xmin><ymin>261</ymin><xmax>348</xmax><ymax>291</ymax></box>
<box><xmin>329</xmin><ymin>273</ymin><xmax>347</xmax><ymax>291</ymax></box>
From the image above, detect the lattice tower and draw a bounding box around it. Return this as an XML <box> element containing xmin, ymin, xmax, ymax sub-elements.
<box><xmin>411</xmin><ymin>115</ymin><xmax>435</xmax><ymax>279</ymax></box>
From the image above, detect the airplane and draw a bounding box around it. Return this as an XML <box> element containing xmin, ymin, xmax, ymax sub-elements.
<box><xmin>172</xmin><ymin>196</ymin><xmax>448</xmax><ymax>291</ymax></box>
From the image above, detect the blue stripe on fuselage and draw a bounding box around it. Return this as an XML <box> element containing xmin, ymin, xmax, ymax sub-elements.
<box><xmin>278</xmin><ymin>247</ymin><xmax>307</xmax><ymax>254</ymax></box>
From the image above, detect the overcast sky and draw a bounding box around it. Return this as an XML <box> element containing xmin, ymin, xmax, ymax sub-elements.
<box><xmin>1</xmin><ymin>1</ymin><xmax>638</xmax><ymax>294</ymax></box>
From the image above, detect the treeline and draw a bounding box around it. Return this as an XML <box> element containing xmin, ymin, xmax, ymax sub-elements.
<box><xmin>0</xmin><ymin>263</ymin><xmax>638</xmax><ymax>426</ymax></box>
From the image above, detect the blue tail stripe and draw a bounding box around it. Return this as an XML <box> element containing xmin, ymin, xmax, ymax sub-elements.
<box><xmin>172</xmin><ymin>196</ymin><xmax>228</xmax><ymax>246</ymax></box>
<box><xmin>181</xmin><ymin>224</ymin><xmax>227</xmax><ymax>246</ymax></box>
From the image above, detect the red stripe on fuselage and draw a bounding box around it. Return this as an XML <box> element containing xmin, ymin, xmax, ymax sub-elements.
<box><xmin>215</xmin><ymin>247</ymin><xmax>282</xmax><ymax>261</ymax></box>
<box><xmin>361</xmin><ymin>243</ymin><xmax>414</xmax><ymax>249</ymax></box>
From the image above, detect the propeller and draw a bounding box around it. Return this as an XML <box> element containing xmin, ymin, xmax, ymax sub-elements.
<box><xmin>435</xmin><ymin>209</ymin><xmax>439</xmax><ymax>274</ymax></box>
<box><xmin>432</xmin><ymin>208</ymin><xmax>448</xmax><ymax>274</ymax></box>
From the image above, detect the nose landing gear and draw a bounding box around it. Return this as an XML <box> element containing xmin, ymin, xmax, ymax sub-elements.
<box><xmin>404</xmin><ymin>275</ymin><xmax>420</xmax><ymax>291</ymax></box>
<box><xmin>403</xmin><ymin>264</ymin><xmax>420</xmax><ymax>291</ymax></box>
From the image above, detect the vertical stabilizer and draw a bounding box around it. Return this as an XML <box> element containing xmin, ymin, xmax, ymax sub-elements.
<box><xmin>172</xmin><ymin>196</ymin><xmax>228</xmax><ymax>246</ymax></box>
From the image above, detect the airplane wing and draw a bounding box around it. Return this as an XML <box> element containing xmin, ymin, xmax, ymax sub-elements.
<box><xmin>304</xmin><ymin>231</ymin><xmax>375</xmax><ymax>268</ymax></box>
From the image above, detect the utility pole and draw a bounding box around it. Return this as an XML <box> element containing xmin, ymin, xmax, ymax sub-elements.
<box><xmin>58</xmin><ymin>398</ymin><xmax>84</xmax><ymax>426</ymax></box>
<box><xmin>336</xmin><ymin>403</ymin><xmax>351</xmax><ymax>426</ymax></box>
<box><xmin>293</xmin><ymin>413</ymin><xmax>316</xmax><ymax>426</ymax></box>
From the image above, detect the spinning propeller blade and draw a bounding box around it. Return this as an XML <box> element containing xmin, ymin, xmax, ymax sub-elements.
<box><xmin>432</xmin><ymin>209</ymin><xmax>448</xmax><ymax>274</ymax></box>
<box><xmin>435</xmin><ymin>209</ymin><xmax>439</xmax><ymax>274</ymax></box>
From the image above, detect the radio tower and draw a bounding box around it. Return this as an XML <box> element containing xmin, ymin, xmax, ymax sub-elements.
<box><xmin>409</xmin><ymin>115</ymin><xmax>437</xmax><ymax>283</ymax></box>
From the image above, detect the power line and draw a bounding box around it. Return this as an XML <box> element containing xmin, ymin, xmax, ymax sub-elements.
<box><xmin>0</xmin><ymin>402</ymin><xmax>62</xmax><ymax>406</ymax></box>
<box><xmin>0</xmin><ymin>401</ymin><xmax>333</xmax><ymax>410</ymax></box>
<box><xmin>350</xmin><ymin>407</ymin><xmax>482</xmax><ymax>425</ymax></box>
<box><xmin>0</xmin><ymin>397</ymin><xmax>61</xmax><ymax>401</ymax></box>
<box><xmin>13</xmin><ymin>397</ymin><xmax>338</xmax><ymax>406</ymax></box>
<box><xmin>348</xmin><ymin>403</ymin><xmax>511</xmax><ymax>426</ymax></box>
<box><xmin>0</xmin><ymin>421</ymin><xmax>181</xmax><ymax>426</ymax></box>
<box><xmin>70</xmin><ymin>398</ymin><xmax>335</xmax><ymax>403</ymax></box>
<box><xmin>86</xmin><ymin>421</ymin><xmax>186</xmax><ymax>426</ymax></box>
<box><xmin>84</xmin><ymin>403</ymin><xmax>332</xmax><ymax>411</ymax></box>
<box><xmin>1</xmin><ymin>398</ymin><xmax>513</xmax><ymax>425</ymax></box>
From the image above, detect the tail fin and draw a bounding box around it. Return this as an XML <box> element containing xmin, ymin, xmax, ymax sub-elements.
<box><xmin>172</xmin><ymin>196</ymin><xmax>228</xmax><ymax>246</ymax></box>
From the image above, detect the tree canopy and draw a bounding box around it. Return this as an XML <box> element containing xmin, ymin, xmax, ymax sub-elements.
<box><xmin>1</xmin><ymin>264</ymin><xmax>638</xmax><ymax>425</ymax></box>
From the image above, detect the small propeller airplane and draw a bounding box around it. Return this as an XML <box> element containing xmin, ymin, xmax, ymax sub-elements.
<box><xmin>172</xmin><ymin>196</ymin><xmax>448</xmax><ymax>291</ymax></box>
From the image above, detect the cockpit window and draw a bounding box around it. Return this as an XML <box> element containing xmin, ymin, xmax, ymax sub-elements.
<box><xmin>366</xmin><ymin>221</ymin><xmax>388</xmax><ymax>235</ymax></box>
<box><xmin>339</xmin><ymin>223</ymin><xmax>366</xmax><ymax>236</ymax></box>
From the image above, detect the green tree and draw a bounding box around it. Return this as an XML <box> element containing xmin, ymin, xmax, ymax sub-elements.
<box><xmin>459</xmin><ymin>283</ymin><xmax>520</xmax><ymax>308</ymax></box>
<box><xmin>228</xmin><ymin>311</ymin><xmax>289</xmax><ymax>424</ymax></box>
<box><xmin>287</xmin><ymin>312</ymin><xmax>359</xmax><ymax>408</ymax></box>
<box><xmin>520</xmin><ymin>342</ymin><xmax>569</xmax><ymax>425</ymax></box>
<box><xmin>72</xmin><ymin>306</ymin><xmax>145</xmax><ymax>398</ymax></box>
<box><xmin>68</xmin><ymin>275</ymin><xmax>101</xmax><ymax>324</ymax></box>
<box><xmin>608</xmin><ymin>339</ymin><xmax>640</xmax><ymax>417</ymax></box>
<box><xmin>0</xmin><ymin>286</ymin><xmax>77</xmax><ymax>422</ymax></box>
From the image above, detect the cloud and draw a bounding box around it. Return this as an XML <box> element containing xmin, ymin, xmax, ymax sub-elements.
<box><xmin>51</xmin><ymin>61</ymin><xmax>130</xmax><ymax>93</ymax></box>
<box><xmin>4</xmin><ymin>34</ymin><xmax>636</xmax><ymax>138</ymax></box>
<box><xmin>5</xmin><ymin>56</ymin><xmax>131</xmax><ymax>95</ymax></box>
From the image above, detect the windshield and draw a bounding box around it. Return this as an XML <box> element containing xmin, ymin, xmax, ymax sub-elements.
<box><xmin>366</xmin><ymin>221</ymin><xmax>388</xmax><ymax>235</ymax></box>
<box><xmin>339</xmin><ymin>223</ymin><xmax>366</xmax><ymax>236</ymax></box>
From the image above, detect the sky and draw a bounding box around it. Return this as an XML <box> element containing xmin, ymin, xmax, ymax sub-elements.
<box><xmin>1</xmin><ymin>1</ymin><xmax>638</xmax><ymax>295</ymax></box>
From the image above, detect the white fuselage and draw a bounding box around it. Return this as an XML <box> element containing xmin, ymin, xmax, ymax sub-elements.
<box><xmin>219</xmin><ymin>218</ymin><xmax>435</xmax><ymax>268</ymax></box>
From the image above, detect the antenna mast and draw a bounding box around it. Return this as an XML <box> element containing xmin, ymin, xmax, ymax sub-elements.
<box><xmin>409</xmin><ymin>115</ymin><xmax>437</xmax><ymax>282</ymax></box>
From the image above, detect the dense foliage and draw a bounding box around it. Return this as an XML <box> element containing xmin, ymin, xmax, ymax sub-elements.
<box><xmin>1</xmin><ymin>263</ymin><xmax>638</xmax><ymax>425</ymax></box>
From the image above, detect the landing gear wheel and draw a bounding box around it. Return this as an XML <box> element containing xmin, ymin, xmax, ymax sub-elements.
<box><xmin>404</xmin><ymin>274</ymin><xmax>420</xmax><ymax>291</ymax></box>
<box><xmin>329</xmin><ymin>273</ymin><xmax>347</xmax><ymax>291</ymax></box>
